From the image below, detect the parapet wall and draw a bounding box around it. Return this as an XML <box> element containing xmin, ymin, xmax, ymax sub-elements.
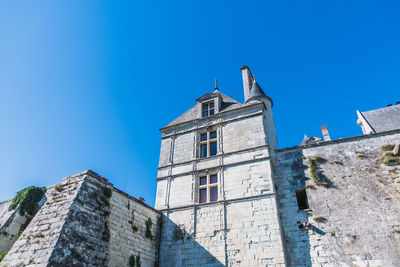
<box><xmin>108</xmin><ymin>185</ymin><xmax>161</xmax><ymax>267</ymax></box>
<box><xmin>274</xmin><ymin>130</ymin><xmax>400</xmax><ymax>266</ymax></box>
<box><xmin>0</xmin><ymin>170</ymin><xmax>161</xmax><ymax>267</ymax></box>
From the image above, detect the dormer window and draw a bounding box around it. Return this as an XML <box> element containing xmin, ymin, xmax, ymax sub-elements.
<box><xmin>202</xmin><ymin>102</ymin><xmax>215</xmax><ymax>118</ymax></box>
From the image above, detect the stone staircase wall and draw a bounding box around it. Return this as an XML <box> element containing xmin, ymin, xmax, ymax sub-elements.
<box><xmin>1</xmin><ymin>170</ymin><xmax>161</xmax><ymax>267</ymax></box>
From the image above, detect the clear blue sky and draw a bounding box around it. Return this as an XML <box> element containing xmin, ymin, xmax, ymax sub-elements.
<box><xmin>1</xmin><ymin>1</ymin><xmax>399</xmax><ymax>206</ymax></box>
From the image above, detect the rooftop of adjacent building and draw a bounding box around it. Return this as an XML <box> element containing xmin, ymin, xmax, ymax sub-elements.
<box><xmin>358</xmin><ymin>103</ymin><xmax>400</xmax><ymax>133</ymax></box>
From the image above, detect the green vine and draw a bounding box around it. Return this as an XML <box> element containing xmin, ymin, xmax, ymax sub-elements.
<box><xmin>157</xmin><ymin>215</ymin><xmax>164</xmax><ymax>236</ymax></box>
<box><xmin>145</xmin><ymin>218</ymin><xmax>153</xmax><ymax>239</ymax></box>
<box><xmin>135</xmin><ymin>255</ymin><xmax>141</xmax><ymax>267</ymax></box>
<box><xmin>102</xmin><ymin>187</ymin><xmax>112</xmax><ymax>198</ymax></box>
<box><xmin>308</xmin><ymin>158</ymin><xmax>318</xmax><ymax>184</ymax></box>
<box><xmin>129</xmin><ymin>255</ymin><xmax>135</xmax><ymax>267</ymax></box>
<box><xmin>9</xmin><ymin>186</ymin><xmax>46</xmax><ymax>216</ymax></box>
<box><xmin>0</xmin><ymin>250</ymin><xmax>7</xmax><ymax>262</ymax></box>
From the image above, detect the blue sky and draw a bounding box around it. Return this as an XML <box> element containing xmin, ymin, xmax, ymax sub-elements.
<box><xmin>0</xmin><ymin>1</ymin><xmax>399</xmax><ymax>206</ymax></box>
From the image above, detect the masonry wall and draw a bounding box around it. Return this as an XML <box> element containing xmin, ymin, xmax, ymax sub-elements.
<box><xmin>1</xmin><ymin>171</ymin><xmax>87</xmax><ymax>266</ymax></box>
<box><xmin>0</xmin><ymin>200</ymin><xmax>29</xmax><ymax>254</ymax></box>
<box><xmin>0</xmin><ymin>170</ymin><xmax>161</xmax><ymax>267</ymax></box>
<box><xmin>156</xmin><ymin>101</ymin><xmax>286</xmax><ymax>266</ymax></box>
<box><xmin>222</xmin><ymin>114</ymin><xmax>266</xmax><ymax>154</ymax></box>
<box><xmin>274</xmin><ymin>131</ymin><xmax>400</xmax><ymax>267</ymax></box>
<box><xmin>108</xmin><ymin>187</ymin><xmax>161</xmax><ymax>267</ymax></box>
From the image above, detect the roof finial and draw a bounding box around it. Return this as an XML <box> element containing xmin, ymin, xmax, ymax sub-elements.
<box><xmin>215</xmin><ymin>78</ymin><xmax>218</xmax><ymax>91</ymax></box>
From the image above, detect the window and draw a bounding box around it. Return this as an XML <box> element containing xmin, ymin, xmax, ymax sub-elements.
<box><xmin>202</xmin><ymin>102</ymin><xmax>215</xmax><ymax>118</ymax></box>
<box><xmin>198</xmin><ymin>174</ymin><xmax>218</xmax><ymax>203</ymax></box>
<box><xmin>295</xmin><ymin>189</ymin><xmax>309</xmax><ymax>210</ymax></box>
<box><xmin>199</xmin><ymin>131</ymin><xmax>217</xmax><ymax>158</ymax></box>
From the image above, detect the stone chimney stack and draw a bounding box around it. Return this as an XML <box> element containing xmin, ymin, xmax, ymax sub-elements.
<box><xmin>321</xmin><ymin>125</ymin><xmax>331</xmax><ymax>142</ymax></box>
<box><xmin>240</xmin><ymin>65</ymin><xmax>254</xmax><ymax>102</ymax></box>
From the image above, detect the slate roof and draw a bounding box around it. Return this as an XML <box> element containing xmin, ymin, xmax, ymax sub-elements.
<box><xmin>359</xmin><ymin>105</ymin><xmax>400</xmax><ymax>133</ymax></box>
<box><xmin>164</xmin><ymin>92</ymin><xmax>254</xmax><ymax>128</ymax></box>
<box><xmin>246</xmin><ymin>80</ymin><xmax>267</xmax><ymax>103</ymax></box>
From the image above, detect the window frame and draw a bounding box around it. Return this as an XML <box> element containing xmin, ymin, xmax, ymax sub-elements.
<box><xmin>198</xmin><ymin>174</ymin><xmax>218</xmax><ymax>203</ymax></box>
<box><xmin>199</xmin><ymin>130</ymin><xmax>218</xmax><ymax>158</ymax></box>
<box><xmin>202</xmin><ymin>101</ymin><xmax>215</xmax><ymax>118</ymax></box>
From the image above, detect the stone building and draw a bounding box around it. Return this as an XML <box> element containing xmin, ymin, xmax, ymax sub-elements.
<box><xmin>155</xmin><ymin>66</ymin><xmax>285</xmax><ymax>266</ymax></box>
<box><xmin>357</xmin><ymin>104</ymin><xmax>400</xmax><ymax>134</ymax></box>
<box><xmin>0</xmin><ymin>66</ymin><xmax>400</xmax><ymax>267</ymax></box>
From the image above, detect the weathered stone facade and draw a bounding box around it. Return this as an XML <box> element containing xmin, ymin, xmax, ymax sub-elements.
<box><xmin>1</xmin><ymin>66</ymin><xmax>400</xmax><ymax>266</ymax></box>
<box><xmin>1</xmin><ymin>171</ymin><xmax>161</xmax><ymax>267</ymax></box>
<box><xmin>155</xmin><ymin>70</ymin><xmax>286</xmax><ymax>266</ymax></box>
<box><xmin>275</xmin><ymin>130</ymin><xmax>400</xmax><ymax>267</ymax></box>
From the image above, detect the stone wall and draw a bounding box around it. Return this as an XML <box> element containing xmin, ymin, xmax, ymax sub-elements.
<box><xmin>156</xmin><ymin>99</ymin><xmax>286</xmax><ymax>266</ymax></box>
<box><xmin>0</xmin><ymin>170</ymin><xmax>161</xmax><ymax>267</ymax></box>
<box><xmin>108</xmin><ymin>187</ymin><xmax>161</xmax><ymax>267</ymax></box>
<box><xmin>0</xmin><ymin>200</ymin><xmax>30</xmax><ymax>254</ymax></box>
<box><xmin>159</xmin><ymin>194</ymin><xmax>286</xmax><ymax>267</ymax></box>
<box><xmin>274</xmin><ymin>130</ymin><xmax>400</xmax><ymax>266</ymax></box>
<box><xmin>1</xmin><ymin>171</ymin><xmax>87</xmax><ymax>266</ymax></box>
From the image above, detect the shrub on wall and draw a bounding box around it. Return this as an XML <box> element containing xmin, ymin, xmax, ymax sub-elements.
<box><xmin>0</xmin><ymin>250</ymin><xmax>7</xmax><ymax>262</ymax></box>
<box><xmin>145</xmin><ymin>218</ymin><xmax>153</xmax><ymax>239</ymax></box>
<box><xmin>379</xmin><ymin>144</ymin><xmax>400</xmax><ymax>166</ymax></box>
<box><xmin>8</xmin><ymin>186</ymin><xmax>46</xmax><ymax>216</ymax></box>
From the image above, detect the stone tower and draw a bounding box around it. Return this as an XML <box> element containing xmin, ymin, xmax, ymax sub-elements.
<box><xmin>155</xmin><ymin>66</ymin><xmax>286</xmax><ymax>266</ymax></box>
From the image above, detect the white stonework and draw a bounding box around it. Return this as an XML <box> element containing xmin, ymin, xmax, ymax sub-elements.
<box><xmin>1</xmin><ymin>66</ymin><xmax>400</xmax><ymax>267</ymax></box>
<box><xmin>156</xmin><ymin>67</ymin><xmax>286</xmax><ymax>266</ymax></box>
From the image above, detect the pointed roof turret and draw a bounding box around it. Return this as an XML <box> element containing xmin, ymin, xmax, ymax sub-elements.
<box><xmin>245</xmin><ymin>79</ymin><xmax>273</xmax><ymax>105</ymax></box>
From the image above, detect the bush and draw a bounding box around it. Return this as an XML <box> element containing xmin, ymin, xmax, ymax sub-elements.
<box><xmin>9</xmin><ymin>186</ymin><xmax>46</xmax><ymax>216</ymax></box>
<box><xmin>145</xmin><ymin>218</ymin><xmax>153</xmax><ymax>239</ymax></box>
<box><xmin>380</xmin><ymin>144</ymin><xmax>395</xmax><ymax>152</ymax></box>
<box><xmin>0</xmin><ymin>250</ymin><xmax>7</xmax><ymax>262</ymax></box>
<box><xmin>379</xmin><ymin>152</ymin><xmax>400</xmax><ymax>166</ymax></box>
<box><xmin>313</xmin><ymin>216</ymin><xmax>327</xmax><ymax>223</ymax></box>
<box><xmin>129</xmin><ymin>255</ymin><xmax>135</xmax><ymax>267</ymax></box>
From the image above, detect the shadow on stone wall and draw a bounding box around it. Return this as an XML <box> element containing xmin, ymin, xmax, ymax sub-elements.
<box><xmin>159</xmin><ymin>215</ymin><xmax>225</xmax><ymax>267</ymax></box>
<box><xmin>274</xmin><ymin>150</ymin><xmax>313</xmax><ymax>267</ymax></box>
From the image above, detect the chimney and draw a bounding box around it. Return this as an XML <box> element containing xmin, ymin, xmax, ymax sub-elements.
<box><xmin>321</xmin><ymin>125</ymin><xmax>331</xmax><ymax>142</ymax></box>
<box><xmin>240</xmin><ymin>65</ymin><xmax>254</xmax><ymax>102</ymax></box>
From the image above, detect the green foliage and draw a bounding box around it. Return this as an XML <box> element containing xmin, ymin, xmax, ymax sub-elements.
<box><xmin>102</xmin><ymin>221</ymin><xmax>110</xmax><ymax>242</ymax></box>
<box><xmin>313</xmin><ymin>216</ymin><xmax>327</xmax><ymax>223</ymax></box>
<box><xmin>306</xmin><ymin>184</ymin><xmax>316</xmax><ymax>189</ymax></box>
<box><xmin>308</xmin><ymin>158</ymin><xmax>318</xmax><ymax>184</ymax></box>
<box><xmin>157</xmin><ymin>215</ymin><xmax>164</xmax><ymax>235</ymax></box>
<box><xmin>145</xmin><ymin>218</ymin><xmax>153</xmax><ymax>239</ymax></box>
<box><xmin>135</xmin><ymin>255</ymin><xmax>141</xmax><ymax>267</ymax></box>
<box><xmin>308</xmin><ymin>156</ymin><xmax>331</xmax><ymax>187</ymax></box>
<box><xmin>0</xmin><ymin>250</ymin><xmax>7</xmax><ymax>262</ymax></box>
<box><xmin>103</xmin><ymin>187</ymin><xmax>112</xmax><ymax>198</ymax></box>
<box><xmin>129</xmin><ymin>255</ymin><xmax>135</xmax><ymax>267</ymax></box>
<box><xmin>132</xmin><ymin>225</ymin><xmax>138</xmax><ymax>233</ymax></box>
<box><xmin>9</xmin><ymin>186</ymin><xmax>46</xmax><ymax>216</ymax></box>
<box><xmin>379</xmin><ymin>152</ymin><xmax>400</xmax><ymax>166</ymax></box>
<box><xmin>380</xmin><ymin>144</ymin><xmax>395</xmax><ymax>152</ymax></box>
